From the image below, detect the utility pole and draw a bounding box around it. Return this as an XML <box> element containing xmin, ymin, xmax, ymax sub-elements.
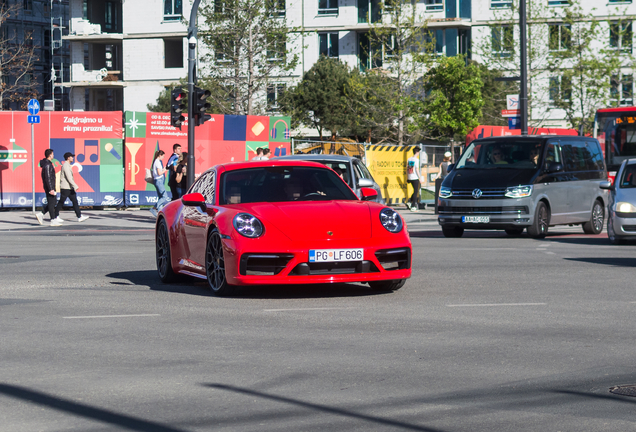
<box><xmin>187</xmin><ymin>0</ymin><xmax>202</xmax><ymax>188</ymax></box>
<box><xmin>519</xmin><ymin>0</ymin><xmax>528</xmax><ymax>135</ymax></box>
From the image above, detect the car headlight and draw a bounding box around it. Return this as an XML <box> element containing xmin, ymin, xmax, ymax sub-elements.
<box><xmin>616</xmin><ymin>202</ymin><xmax>636</xmax><ymax>213</ymax></box>
<box><xmin>379</xmin><ymin>208</ymin><xmax>403</xmax><ymax>233</ymax></box>
<box><xmin>505</xmin><ymin>185</ymin><xmax>533</xmax><ymax>198</ymax></box>
<box><xmin>439</xmin><ymin>186</ymin><xmax>452</xmax><ymax>198</ymax></box>
<box><xmin>233</xmin><ymin>213</ymin><xmax>264</xmax><ymax>238</ymax></box>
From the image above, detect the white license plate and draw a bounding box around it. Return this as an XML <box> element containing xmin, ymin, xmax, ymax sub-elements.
<box><xmin>309</xmin><ymin>248</ymin><xmax>363</xmax><ymax>262</ymax></box>
<box><xmin>462</xmin><ymin>216</ymin><xmax>490</xmax><ymax>223</ymax></box>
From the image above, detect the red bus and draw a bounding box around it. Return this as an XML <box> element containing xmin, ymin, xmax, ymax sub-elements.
<box><xmin>594</xmin><ymin>106</ymin><xmax>636</xmax><ymax>182</ymax></box>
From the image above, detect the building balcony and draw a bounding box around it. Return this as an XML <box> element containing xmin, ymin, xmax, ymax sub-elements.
<box><xmin>64</xmin><ymin>64</ymin><xmax>126</xmax><ymax>87</ymax></box>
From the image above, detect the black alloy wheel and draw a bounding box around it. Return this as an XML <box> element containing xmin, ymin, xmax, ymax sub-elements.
<box><xmin>528</xmin><ymin>201</ymin><xmax>549</xmax><ymax>239</ymax></box>
<box><xmin>205</xmin><ymin>229</ymin><xmax>234</xmax><ymax>296</ymax></box>
<box><xmin>583</xmin><ymin>200</ymin><xmax>604</xmax><ymax>235</ymax></box>
<box><xmin>156</xmin><ymin>219</ymin><xmax>179</xmax><ymax>282</ymax></box>
<box><xmin>369</xmin><ymin>279</ymin><xmax>406</xmax><ymax>292</ymax></box>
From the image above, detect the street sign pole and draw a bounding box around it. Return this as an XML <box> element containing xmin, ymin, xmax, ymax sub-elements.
<box><xmin>31</xmin><ymin>122</ymin><xmax>35</xmax><ymax>214</ymax></box>
<box><xmin>519</xmin><ymin>0</ymin><xmax>528</xmax><ymax>136</ymax></box>
<box><xmin>187</xmin><ymin>0</ymin><xmax>202</xmax><ymax>189</ymax></box>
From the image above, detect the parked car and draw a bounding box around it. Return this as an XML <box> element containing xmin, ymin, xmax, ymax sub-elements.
<box><xmin>155</xmin><ymin>160</ymin><xmax>411</xmax><ymax>295</ymax></box>
<box><xmin>273</xmin><ymin>154</ymin><xmax>385</xmax><ymax>203</ymax></box>
<box><xmin>438</xmin><ymin>136</ymin><xmax>608</xmax><ymax>238</ymax></box>
<box><xmin>600</xmin><ymin>158</ymin><xmax>636</xmax><ymax>244</ymax></box>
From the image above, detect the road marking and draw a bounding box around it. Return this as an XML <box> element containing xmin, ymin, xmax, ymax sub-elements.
<box><xmin>263</xmin><ymin>307</ymin><xmax>354</xmax><ymax>312</ymax></box>
<box><xmin>63</xmin><ymin>314</ymin><xmax>160</xmax><ymax>319</ymax></box>
<box><xmin>545</xmin><ymin>251</ymin><xmax>556</xmax><ymax>255</ymax></box>
<box><xmin>446</xmin><ymin>303</ymin><xmax>546</xmax><ymax>307</ymax></box>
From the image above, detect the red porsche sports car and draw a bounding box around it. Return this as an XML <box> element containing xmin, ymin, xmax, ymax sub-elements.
<box><xmin>155</xmin><ymin>160</ymin><xmax>412</xmax><ymax>295</ymax></box>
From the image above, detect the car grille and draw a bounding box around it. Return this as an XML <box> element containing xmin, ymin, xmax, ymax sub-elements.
<box><xmin>438</xmin><ymin>206</ymin><xmax>529</xmax><ymax>215</ymax></box>
<box><xmin>289</xmin><ymin>260</ymin><xmax>380</xmax><ymax>276</ymax></box>
<box><xmin>450</xmin><ymin>188</ymin><xmax>506</xmax><ymax>199</ymax></box>
<box><xmin>375</xmin><ymin>248</ymin><xmax>411</xmax><ymax>271</ymax></box>
<box><xmin>239</xmin><ymin>254</ymin><xmax>294</xmax><ymax>276</ymax></box>
<box><xmin>622</xmin><ymin>225</ymin><xmax>636</xmax><ymax>232</ymax></box>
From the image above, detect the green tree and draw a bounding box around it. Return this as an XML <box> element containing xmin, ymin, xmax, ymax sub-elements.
<box><xmin>472</xmin><ymin>61</ymin><xmax>519</xmax><ymax>126</ymax></box>
<box><xmin>279</xmin><ymin>57</ymin><xmax>355</xmax><ymax>140</ymax></box>
<box><xmin>423</xmin><ymin>56</ymin><xmax>484</xmax><ymax>138</ymax></box>
<box><xmin>147</xmin><ymin>84</ymin><xmax>180</xmax><ymax>112</ymax></box>
<box><xmin>198</xmin><ymin>0</ymin><xmax>300</xmax><ymax>116</ymax></box>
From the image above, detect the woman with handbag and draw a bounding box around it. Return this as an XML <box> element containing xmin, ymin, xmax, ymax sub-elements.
<box><xmin>150</xmin><ymin>150</ymin><xmax>169</xmax><ymax>217</ymax></box>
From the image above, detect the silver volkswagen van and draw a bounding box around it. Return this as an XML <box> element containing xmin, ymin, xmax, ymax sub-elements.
<box><xmin>437</xmin><ymin>136</ymin><xmax>608</xmax><ymax>238</ymax></box>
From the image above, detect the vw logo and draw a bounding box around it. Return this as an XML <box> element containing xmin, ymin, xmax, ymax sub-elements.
<box><xmin>472</xmin><ymin>188</ymin><xmax>482</xmax><ymax>199</ymax></box>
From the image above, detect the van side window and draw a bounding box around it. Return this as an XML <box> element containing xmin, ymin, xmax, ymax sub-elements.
<box><xmin>561</xmin><ymin>140</ymin><xmax>595</xmax><ymax>171</ymax></box>
<box><xmin>586</xmin><ymin>141</ymin><xmax>604</xmax><ymax>171</ymax></box>
<box><xmin>545</xmin><ymin>142</ymin><xmax>561</xmax><ymax>166</ymax></box>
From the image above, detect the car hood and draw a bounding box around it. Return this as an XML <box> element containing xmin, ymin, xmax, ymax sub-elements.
<box><xmin>446</xmin><ymin>168</ymin><xmax>537</xmax><ymax>189</ymax></box>
<box><xmin>240</xmin><ymin>201</ymin><xmax>372</xmax><ymax>241</ymax></box>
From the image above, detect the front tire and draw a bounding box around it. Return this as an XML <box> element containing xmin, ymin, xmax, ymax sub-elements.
<box><xmin>528</xmin><ymin>201</ymin><xmax>550</xmax><ymax>239</ymax></box>
<box><xmin>205</xmin><ymin>229</ymin><xmax>234</xmax><ymax>296</ymax></box>
<box><xmin>156</xmin><ymin>218</ymin><xmax>179</xmax><ymax>283</ymax></box>
<box><xmin>442</xmin><ymin>226</ymin><xmax>464</xmax><ymax>238</ymax></box>
<box><xmin>583</xmin><ymin>200</ymin><xmax>604</xmax><ymax>234</ymax></box>
<box><xmin>369</xmin><ymin>279</ymin><xmax>406</xmax><ymax>292</ymax></box>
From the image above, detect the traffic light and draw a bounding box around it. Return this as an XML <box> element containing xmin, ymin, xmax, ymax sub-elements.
<box><xmin>170</xmin><ymin>87</ymin><xmax>186</xmax><ymax>130</ymax></box>
<box><xmin>193</xmin><ymin>86</ymin><xmax>211</xmax><ymax>126</ymax></box>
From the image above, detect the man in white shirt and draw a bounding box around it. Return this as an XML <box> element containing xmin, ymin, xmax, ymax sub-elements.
<box><xmin>406</xmin><ymin>147</ymin><xmax>423</xmax><ymax>211</ymax></box>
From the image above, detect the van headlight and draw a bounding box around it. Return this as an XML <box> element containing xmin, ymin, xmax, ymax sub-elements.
<box><xmin>439</xmin><ymin>186</ymin><xmax>452</xmax><ymax>198</ymax></box>
<box><xmin>233</xmin><ymin>213</ymin><xmax>264</xmax><ymax>238</ymax></box>
<box><xmin>616</xmin><ymin>202</ymin><xmax>636</xmax><ymax>213</ymax></box>
<box><xmin>505</xmin><ymin>185</ymin><xmax>533</xmax><ymax>198</ymax></box>
<box><xmin>379</xmin><ymin>208</ymin><xmax>403</xmax><ymax>233</ymax></box>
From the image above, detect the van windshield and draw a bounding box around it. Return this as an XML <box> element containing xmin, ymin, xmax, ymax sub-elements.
<box><xmin>456</xmin><ymin>140</ymin><xmax>544</xmax><ymax>170</ymax></box>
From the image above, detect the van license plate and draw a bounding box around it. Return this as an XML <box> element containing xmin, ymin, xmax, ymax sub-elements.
<box><xmin>462</xmin><ymin>216</ymin><xmax>490</xmax><ymax>223</ymax></box>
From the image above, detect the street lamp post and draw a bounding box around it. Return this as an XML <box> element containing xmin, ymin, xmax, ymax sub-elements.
<box><xmin>519</xmin><ymin>0</ymin><xmax>528</xmax><ymax>136</ymax></box>
<box><xmin>187</xmin><ymin>0</ymin><xmax>202</xmax><ymax>189</ymax></box>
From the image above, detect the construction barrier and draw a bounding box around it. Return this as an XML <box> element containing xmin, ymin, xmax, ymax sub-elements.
<box><xmin>365</xmin><ymin>144</ymin><xmax>422</xmax><ymax>206</ymax></box>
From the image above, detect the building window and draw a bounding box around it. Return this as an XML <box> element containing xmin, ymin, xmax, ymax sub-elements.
<box><xmin>549</xmin><ymin>75</ymin><xmax>572</xmax><ymax>103</ymax></box>
<box><xmin>548</xmin><ymin>0</ymin><xmax>569</xmax><ymax>6</ymax></box>
<box><xmin>491</xmin><ymin>0</ymin><xmax>512</xmax><ymax>8</ymax></box>
<box><xmin>268</xmin><ymin>0</ymin><xmax>286</xmax><ymax>17</ymax></box>
<box><xmin>358</xmin><ymin>32</ymin><xmax>382</xmax><ymax>71</ymax></box>
<box><xmin>609</xmin><ymin>0</ymin><xmax>632</xmax><ymax>3</ymax></box>
<box><xmin>358</xmin><ymin>0</ymin><xmax>381</xmax><ymax>23</ymax></box>
<box><xmin>424</xmin><ymin>29</ymin><xmax>444</xmax><ymax>56</ymax></box>
<box><xmin>549</xmin><ymin>24</ymin><xmax>571</xmax><ymax>51</ymax></box>
<box><xmin>319</xmin><ymin>33</ymin><xmax>339</xmax><ymax>58</ymax></box>
<box><xmin>266</xmin><ymin>35</ymin><xmax>286</xmax><ymax>63</ymax></box>
<box><xmin>610</xmin><ymin>22</ymin><xmax>633</xmax><ymax>53</ymax></box>
<box><xmin>215</xmin><ymin>40</ymin><xmax>234</xmax><ymax>63</ymax></box>
<box><xmin>23</xmin><ymin>0</ymin><xmax>33</xmax><ymax>12</ymax></box>
<box><xmin>214</xmin><ymin>0</ymin><xmax>228</xmax><ymax>15</ymax></box>
<box><xmin>425</xmin><ymin>0</ymin><xmax>443</xmax><ymax>11</ymax></box>
<box><xmin>164</xmin><ymin>0</ymin><xmax>182</xmax><ymax>20</ymax></box>
<box><xmin>611</xmin><ymin>74</ymin><xmax>634</xmax><ymax>106</ymax></box>
<box><xmin>267</xmin><ymin>84</ymin><xmax>285</xmax><ymax>112</ymax></box>
<box><xmin>318</xmin><ymin>0</ymin><xmax>338</xmax><ymax>15</ymax></box>
<box><xmin>164</xmin><ymin>39</ymin><xmax>183</xmax><ymax>68</ymax></box>
<box><xmin>491</xmin><ymin>26</ymin><xmax>513</xmax><ymax>56</ymax></box>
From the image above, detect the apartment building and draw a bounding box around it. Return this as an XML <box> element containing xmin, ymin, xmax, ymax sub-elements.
<box><xmin>59</xmin><ymin>0</ymin><xmax>634</xmax><ymax>129</ymax></box>
<box><xmin>2</xmin><ymin>0</ymin><xmax>70</xmax><ymax>110</ymax></box>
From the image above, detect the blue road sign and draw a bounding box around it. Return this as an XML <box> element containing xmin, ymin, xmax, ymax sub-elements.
<box><xmin>27</xmin><ymin>115</ymin><xmax>40</xmax><ymax>124</ymax></box>
<box><xmin>28</xmin><ymin>99</ymin><xmax>40</xmax><ymax>116</ymax></box>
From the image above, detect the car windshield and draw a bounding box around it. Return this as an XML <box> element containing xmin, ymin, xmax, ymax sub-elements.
<box><xmin>619</xmin><ymin>164</ymin><xmax>636</xmax><ymax>188</ymax></box>
<box><xmin>456</xmin><ymin>140</ymin><xmax>545</xmax><ymax>170</ymax></box>
<box><xmin>220</xmin><ymin>166</ymin><xmax>358</xmax><ymax>204</ymax></box>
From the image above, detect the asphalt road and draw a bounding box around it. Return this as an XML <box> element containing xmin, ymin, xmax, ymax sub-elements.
<box><xmin>1</xmin><ymin>209</ymin><xmax>635</xmax><ymax>431</ymax></box>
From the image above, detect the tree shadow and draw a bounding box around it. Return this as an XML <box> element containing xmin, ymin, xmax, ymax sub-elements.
<box><xmin>564</xmin><ymin>257</ymin><xmax>636</xmax><ymax>268</ymax></box>
<box><xmin>0</xmin><ymin>383</ymin><xmax>188</xmax><ymax>432</ymax></box>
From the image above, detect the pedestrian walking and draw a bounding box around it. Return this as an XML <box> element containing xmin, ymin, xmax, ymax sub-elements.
<box><xmin>53</xmin><ymin>152</ymin><xmax>89</xmax><ymax>223</ymax></box>
<box><xmin>434</xmin><ymin>151</ymin><xmax>452</xmax><ymax>215</ymax></box>
<box><xmin>174</xmin><ymin>152</ymin><xmax>188</xmax><ymax>199</ymax></box>
<box><xmin>406</xmin><ymin>147</ymin><xmax>423</xmax><ymax>212</ymax></box>
<box><xmin>35</xmin><ymin>149</ymin><xmax>62</xmax><ymax>226</ymax></box>
<box><xmin>150</xmin><ymin>150</ymin><xmax>169</xmax><ymax>217</ymax></box>
<box><xmin>166</xmin><ymin>143</ymin><xmax>182</xmax><ymax>199</ymax></box>
<box><xmin>252</xmin><ymin>147</ymin><xmax>263</xmax><ymax>161</ymax></box>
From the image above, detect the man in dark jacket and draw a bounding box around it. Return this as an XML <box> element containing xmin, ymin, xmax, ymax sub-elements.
<box><xmin>35</xmin><ymin>149</ymin><xmax>62</xmax><ymax>226</ymax></box>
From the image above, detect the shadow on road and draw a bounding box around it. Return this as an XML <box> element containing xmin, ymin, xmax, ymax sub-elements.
<box><xmin>564</xmin><ymin>257</ymin><xmax>636</xmax><ymax>268</ymax></box>
<box><xmin>201</xmin><ymin>383</ymin><xmax>444</xmax><ymax>432</ymax></box>
<box><xmin>106</xmin><ymin>270</ymin><xmax>387</xmax><ymax>299</ymax></box>
<box><xmin>0</xmin><ymin>383</ymin><xmax>188</xmax><ymax>432</ymax></box>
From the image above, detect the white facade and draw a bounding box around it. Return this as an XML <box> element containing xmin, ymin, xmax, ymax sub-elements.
<box><xmin>61</xmin><ymin>0</ymin><xmax>634</xmax><ymax>128</ymax></box>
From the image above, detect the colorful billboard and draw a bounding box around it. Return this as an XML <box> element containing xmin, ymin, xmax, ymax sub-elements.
<box><xmin>0</xmin><ymin>111</ymin><xmax>123</xmax><ymax>209</ymax></box>
<box><xmin>123</xmin><ymin>112</ymin><xmax>291</xmax><ymax>206</ymax></box>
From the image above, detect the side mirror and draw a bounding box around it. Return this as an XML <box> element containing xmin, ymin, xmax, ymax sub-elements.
<box><xmin>182</xmin><ymin>192</ymin><xmax>206</xmax><ymax>210</ymax></box>
<box><xmin>599</xmin><ymin>180</ymin><xmax>613</xmax><ymax>190</ymax></box>
<box><xmin>358</xmin><ymin>178</ymin><xmax>374</xmax><ymax>188</ymax></box>
<box><xmin>360</xmin><ymin>187</ymin><xmax>378</xmax><ymax>201</ymax></box>
<box><xmin>447</xmin><ymin>163</ymin><xmax>454</xmax><ymax>172</ymax></box>
<box><xmin>546</xmin><ymin>162</ymin><xmax>563</xmax><ymax>173</ymax></box>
